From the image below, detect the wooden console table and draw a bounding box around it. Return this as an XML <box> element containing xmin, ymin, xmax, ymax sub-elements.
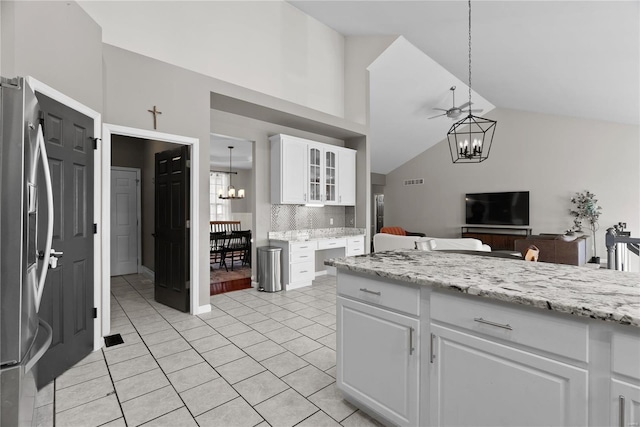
<box><xmin>515</xmin><ymin>234</ymin><xmax>588</xmax><ymax>266</ymax></box>
<box><xmin>461</xmin><ymin>226</ymin><xmax>531</xmax><ymax>251</ymax></box>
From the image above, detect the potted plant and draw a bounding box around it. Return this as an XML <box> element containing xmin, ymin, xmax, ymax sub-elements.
<box><xmin>570</xmin><ymin>190</ymin><xmax>602</xmax><ymax>263</ymax></box>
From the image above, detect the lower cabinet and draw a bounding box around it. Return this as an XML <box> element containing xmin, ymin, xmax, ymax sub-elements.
<box><xmin>611</xmin><ymin>380</ymin><xmax>640</xmax><ymax>427</ymax></box>
<box><xmin>429</xmin><ymin>324</ymin><xmax>588</xmax><ymax>427</ymax></box>
<box><xmin>337</xmin><ymin>296</ymin><xmax>419</xmax><ymax>427</ymax></box>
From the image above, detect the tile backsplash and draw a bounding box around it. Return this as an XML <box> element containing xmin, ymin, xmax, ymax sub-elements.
<box><xmin>271</xmin><ymin>205</ymin><xmax>356</xmax><ymax>231</ymax></box>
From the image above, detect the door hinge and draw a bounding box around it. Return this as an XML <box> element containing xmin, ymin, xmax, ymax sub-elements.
<box><xmin>186</xmin><ymin>160</ymin><xmax>191</xmax><ymax>168</ymax></box>
<box><xmin>93</xmin><ymin>223</ymin><xmax>97</xmax><ymax>234</ymax></box>
<box><xmin>186</xmin><ymin>220</ymin><xmax>190</xmax><ymax>228</ymax></box>
<box><xmin>93</xmin><ymin>307</ymin><xmax>98</xmax><ymax>319</ymax></box>
<box><xmin>91</xmin><ymin>137</ymin><xmax>101</xmax><ymax>150</ymax></box>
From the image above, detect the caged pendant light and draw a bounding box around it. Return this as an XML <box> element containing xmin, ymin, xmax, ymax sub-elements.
<box><xmin>447</xmin><ymin>0</ymin><xmax>497</xmax><ymax>164</ymax></box>
<box><xmin>218</xmin><ymin>146</ymin><xmax>245</xmax><ymax>199</ymax></box>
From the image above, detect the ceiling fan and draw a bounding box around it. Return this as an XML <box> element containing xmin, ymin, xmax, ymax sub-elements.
<box><xmin>428</xmin><ymin>86</ymin><xmax>482</xmax><ymax>119</ymax></box>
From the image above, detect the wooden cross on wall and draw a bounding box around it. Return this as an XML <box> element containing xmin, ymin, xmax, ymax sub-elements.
<box><xmin>147</xmin><ymin>105</ymin><xmax>162</xmax><ymax>129</ymax></box>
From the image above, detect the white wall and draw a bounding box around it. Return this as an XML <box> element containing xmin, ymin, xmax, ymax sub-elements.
<box><xmin>385</xmin><ymin>108</ymin><xmax>640</xmax><ymax>267</ymax></box>
<box><xmin>79</xmin><ymin>1</ymin><xmax>345</xmax><ymax>118</ymax></box>
<box><xmin>344</xmin><ymin>35</ymin><xmax>397</xmax><ymax>125</ymax></box>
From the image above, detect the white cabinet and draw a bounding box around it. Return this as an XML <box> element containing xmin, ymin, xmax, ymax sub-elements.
<box><xmin>337</xmin><ymin>147</ymin><xmax>356</xmax><ymax>206</ymax></box>
<box><xmin>429</xmin><ymin>324</ymin><xmax>588</xmax><ymax>427</ymax></box>
<box><xmin>611</xmin><ymin>380</ymin><xmax>640</xmax><ymax>427</ymax></box>
<box><xmin>270</xmin><ymin>134</ymin><xmax>308</xmax><ymax>204</ymax></box>
<box><xmin>346</xmin><ymin>235</ymin><xmax>364</xmax><ymax>256</ymax></box>
<box><xmin>611</xmin><ymin>329</ymin><xmax>640</xmax><ymax>427</ymax></box>
<box><xmin>337</xmin><ymin>296</ymin><xmax>419</xmax><ymax>427</ymax></box>
<box><xmin>429</xmin><ymin>291</ymin><xmax>588</xmax><ymax>427</ymax></box>
<box><xmin>270</xmin><ymin>134</ymin><xmax>356</xmax><ymax>206</ymax></box>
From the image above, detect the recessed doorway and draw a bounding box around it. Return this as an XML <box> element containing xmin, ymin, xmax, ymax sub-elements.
<box><xmin>209</xmin><ymin>134</ymin><xmax>254</xmax><ymax>295</ymax></box>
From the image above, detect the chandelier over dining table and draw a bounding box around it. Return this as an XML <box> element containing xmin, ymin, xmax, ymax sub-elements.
<box><xmin>218</xmin><ymin>146</ymin><xmax>245</xmax><ymax>199</ymax></box>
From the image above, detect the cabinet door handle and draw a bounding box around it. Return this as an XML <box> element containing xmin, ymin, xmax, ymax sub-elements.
<box><xmin>339</xmin><ymin>196</ymin><xmax>342</xmax><ymax>203</ymax></box>
<box><xmin>430</xmin><ymin>333</ymin><xmax>436</xmax><ymax>363</ymax></box>
<box><xmin>619</xmin><ymin>395</ymin><xmax>625</xmax><ymax>427</ymax></box>
<box><xmin>359</xmin><ymin>288</ymin><xmax>381</xmax><ymax>296</ymax></box>
<box><xmin>474</xmin><ymin>317</ymin><xmax>513</xmax><ymax>331</ymax></box>
<box><xmin>409</xmin><ymin>327</ymin><xmax>415</xmax><ymax>355</ymax></box>
<box><xmin>304</xmin><ymin>193</ymin><xmax>307</xmax><ymax>201</ymax></box>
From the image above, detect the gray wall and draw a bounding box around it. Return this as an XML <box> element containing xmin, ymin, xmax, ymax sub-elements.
<box><xmin>112</xmin><ymin>135</ymin><xmax>144</xmax><ymax>169</ymax></box>
<box><xmin>385</xmin><ymin>108</ymin><xmax>640</xmax><ymax>267</ymax></box>
<box><xmin>1</xmin><ymin>1</ymin><xmax>103</xmax><ymax>112</ymax></box>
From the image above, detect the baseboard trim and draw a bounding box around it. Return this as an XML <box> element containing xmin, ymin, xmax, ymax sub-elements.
<box><xmin>195</xmin><ymin>304</ymin><xmax>211</xmax><ymax>315</ymax></box>
<box><xmin>139</xmin><ymin>265</ymin><xmax>154</xmax><ymax>280</ymax></box>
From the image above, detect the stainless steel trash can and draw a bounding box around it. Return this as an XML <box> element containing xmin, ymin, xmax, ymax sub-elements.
<box><xmin>257</xmin><ymin>246</ymin><xmax>282</xmax><ymax>292</ymax></box>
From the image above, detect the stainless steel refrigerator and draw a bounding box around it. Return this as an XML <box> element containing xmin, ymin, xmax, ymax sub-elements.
<box><xmin>1</xmin><ymin>76</ymin><xmax>55</xmax><ymax>426</ymax></box>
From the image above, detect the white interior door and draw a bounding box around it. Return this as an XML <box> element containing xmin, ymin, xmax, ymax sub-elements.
<box><xmin>110</xmin><ymin>167</ymin><xmax>140</xmax><ymax>276</ymax></box>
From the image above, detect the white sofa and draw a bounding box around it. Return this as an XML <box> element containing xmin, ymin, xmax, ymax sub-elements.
<box><xmin>373</xmin><ymin>233</ymin><xmax>491</xmax><ymax>253</ymax></box>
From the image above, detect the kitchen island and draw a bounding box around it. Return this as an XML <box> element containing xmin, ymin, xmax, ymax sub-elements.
<box><xmin>326</xmin><ymin>250</ymin><xmax>640</xmax><ymax>427</ymax></box>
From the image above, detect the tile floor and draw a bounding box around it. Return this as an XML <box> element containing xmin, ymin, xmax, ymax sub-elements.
<box><xmin>34</xmin><ymin>274</ymin><xmax>383</xmax><ymax>427</ymax></box>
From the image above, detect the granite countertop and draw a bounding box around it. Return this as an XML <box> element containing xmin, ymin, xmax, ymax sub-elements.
<box><xmin>269</xmin><ymin>227</ymin><xmax>366</xmax><ymax>242</ymax></box>
<box><xmin>326</xmin><ymin>250</ymin><xmax>640</xmax><ymax>327</ymax></box>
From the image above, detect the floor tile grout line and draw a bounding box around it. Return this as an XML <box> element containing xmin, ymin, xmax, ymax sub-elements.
<box><xmin>73</xmin><ymin>274</ymin><xmax>343</xmax><ymax>427</ymax></box>
<box><xmin>53</xmin><ymin>349</ymin><xmax>123</xmax><ymax>425</ymax></box>
<box><xmin>114</xmin><ymin>275</ymin><xmax>201</xmax><ymax>425</ymax></box>
<box><xmin>117</xmin><ymin>275</ymin><xmax>268</xmax><ymax>425</ymax></box>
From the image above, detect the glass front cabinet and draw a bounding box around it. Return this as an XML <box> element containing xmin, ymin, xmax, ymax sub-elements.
<box><xmin>271</xmin><ymin>134</ymin><xmax>355</xmax><ymax>206</ymax></box>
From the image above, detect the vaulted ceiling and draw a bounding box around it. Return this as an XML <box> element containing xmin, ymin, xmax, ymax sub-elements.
<box><xmin>80</xmin><ymin>1</ymin><xmax>639</xmax><ymax>175</ymax></box>
<box><xmin>291</xmin><ymin>0</ymin><xmax>639</xmax><ymax>174</ymax></box>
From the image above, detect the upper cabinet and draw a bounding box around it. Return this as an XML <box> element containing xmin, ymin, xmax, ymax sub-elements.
<box><xmin>270</xmin><ymin>134</ymin><xmax>356</xmax><ymax>206</ymax></box>
<box><xmin>337</xmin><ymin>147</ymin><xmax>356</xmax><ymax>206</ymax></box>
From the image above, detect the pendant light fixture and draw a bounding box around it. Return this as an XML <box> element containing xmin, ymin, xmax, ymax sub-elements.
<box><xmin>218</xmin><ymin>146</ymin><xmax>245</xmax><ymax>199</ymax></box>
<box><xmin>447</xmin><ymin>0</ymin><xmax>497</xmax><ymax>164</ymax></box>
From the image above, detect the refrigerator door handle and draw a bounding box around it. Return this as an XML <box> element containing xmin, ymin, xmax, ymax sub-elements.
<box><xmin>35</xmin><ymin>124</ymin><xmax>54</xmax><ymax>312</ymax></box>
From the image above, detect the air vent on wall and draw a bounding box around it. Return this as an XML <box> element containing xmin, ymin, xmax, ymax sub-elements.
<box><xmin>403</xmin><ymin>178</ymin><xmax>424</xmax><ymax>186</ymax></box>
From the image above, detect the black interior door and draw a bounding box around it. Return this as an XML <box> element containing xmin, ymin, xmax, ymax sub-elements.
<box><xmin>154</xmin><ymin>146</ymin><xmax>190</xmax><ymax>312</ymax></box>
<box><xmin>36</xmin><ymin>93</ymin><xmax>94</xmax><ymax>387</ymax></box>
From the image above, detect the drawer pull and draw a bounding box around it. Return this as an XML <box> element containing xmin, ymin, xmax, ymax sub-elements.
<box><xmin>299</xmin><ymin>255</ymin><xmax>308</xmax><ymax>258</ymax></box>
<box><xmin>409</xmin><ymin>327</ymin><xmax>415</xmax><ymax>355</ymax></box>
<box><xmin>430</xmin><ymin>333</ymin><xmax>436</xmax><ymax>363</ymax></box>
<box><xmin>474</xmin><ymin>317</ymin><xmax>513</xmax><ymax>331</ymax></box>
<box><xmin>619</xmin><ymin>395</ymin><xmax>625</xmax><ymax>427</ymax></box>
<box><xmin>359</xmin><ymin>288</ymin><xmax>381</xmax><ymax>296</ymax></box>
<box><xmin>300</xmin><ymin>270</ymin><xmax>308</xmax><ymax>273</ymax></box>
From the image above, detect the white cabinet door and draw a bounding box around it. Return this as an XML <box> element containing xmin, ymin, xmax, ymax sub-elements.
<box><xmin>271</xmin><ymin>135</ymin><xmax>308</xmax><ymax>204</ymax></box>
<box><xmin>337</xmin><ymin>297</ymin><xmax>419</xmax><ymax>427</ymax></box>
<box><xmin>611</xmin><ymin>380</ymin><xmax>640</xmax><ymax>427</ymax></box>
<box><xmin>429</xmin><ymin>324</ymin><xmax>588</xmax><ymax>427</ymax></box>
<box><xmin>324</xmin><ymin>148</ymin><xmax>338</xmax><ymax>204</ymax></box>
<box><xmin>338</xmin><ymin>148</ymin><xmax>356</xmax><ymax>206</ymax></box>
<box><xmin>307</xmin><ymin>144</ymin><xmax>323</xmax><ymax>203</ymax></box>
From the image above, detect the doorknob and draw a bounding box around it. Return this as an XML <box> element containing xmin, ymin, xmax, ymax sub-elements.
<box><xmin>47</xmin><ymin>248</ymin><xmax>63</xmax><ymax>269</ymax></box>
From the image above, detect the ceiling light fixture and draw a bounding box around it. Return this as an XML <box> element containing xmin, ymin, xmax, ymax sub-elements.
<box><xmin>218</xmin><ymin>146</ymin><xmax>245</xmax><ymax>199</ymax></box>
<box><xmin>447</xmin><ymin>0</ymin><xmax>497</xmax><ymax>164</ymax></box>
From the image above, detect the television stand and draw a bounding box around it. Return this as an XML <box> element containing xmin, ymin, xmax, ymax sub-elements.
<box><xmin>461</xmin><ymin>226</ymin><xmax>532</xmax><ymax>251</ymax></box>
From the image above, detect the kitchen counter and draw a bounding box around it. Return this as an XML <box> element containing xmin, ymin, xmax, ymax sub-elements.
<box><xmin>269</xmin><ymin>227</ymin><xmax>366</xmax><ymax>242</ymax></box>
<box><xmin>326</xmin><ymin>249</ymin><xmax>640</xmax><ymax>327</ymax></box>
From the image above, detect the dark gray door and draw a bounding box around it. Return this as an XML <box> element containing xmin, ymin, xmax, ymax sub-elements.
<box><xmin>154</xmin><ymin>146</ymin><xmax>190</xmax><ymax>312</ymax></box>
<box><xmin>36</xmin><ymin>94</ymin><xmax>94</xmax><ymax>387</ymax></box>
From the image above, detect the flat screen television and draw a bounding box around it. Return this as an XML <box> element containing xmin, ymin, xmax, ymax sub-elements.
<box><xmin>465</xmin><ymin>191</ymin><xmax>530</xmax><ymax>226</ymax></box>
